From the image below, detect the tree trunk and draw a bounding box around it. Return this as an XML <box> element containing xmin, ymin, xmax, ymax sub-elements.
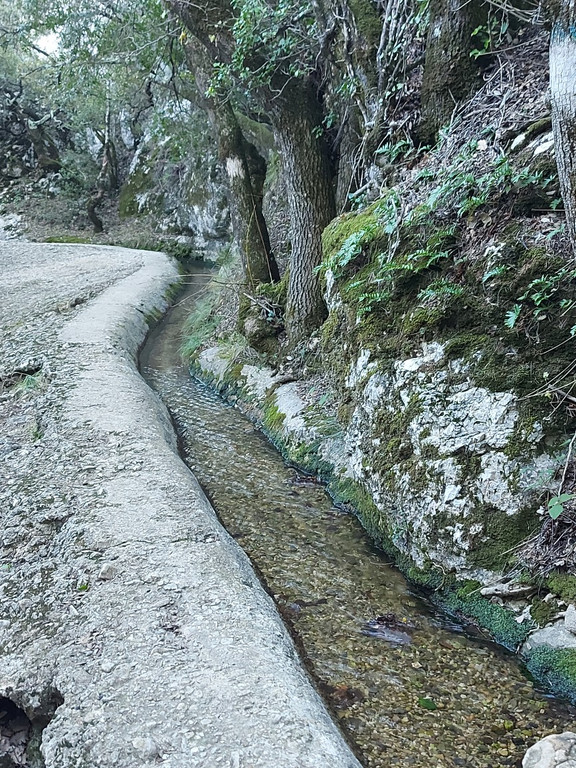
<box><xmin>419</xmin><ymin>0</ymin><xmax>487</xmax><ymax>145</ymax></box>
<box><xmin>271</xmin><ymin>81</ymin><xmax>336</xmax><ymax>341</ymax></box>
<box><xmin>214</xmin><ymin>100</ymin><xmax>279</xmax><ymax>286</ymax></box>
<box><xmin>87</xmin><ymin>95</ymin><xmax>114</xmax><ymax>233</ymax></box>
<box><xmin>549</xmin><ymin>1</ymin><xmax>576</xmax><ymax>254</ymax></box>
<box><xmin>184</xmin><ymin>42</ymin><xmax>279</xmax><ymax>287</ymax></box>
<box><xmin>168</xmin><ymin>0</ymin><xmax>335</xmax><ymax>339</ymax></box>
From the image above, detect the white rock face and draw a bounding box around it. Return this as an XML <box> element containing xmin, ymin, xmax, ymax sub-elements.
<box><xmin>330</xmin><ymin>341</ymin><xmax>548</xmax><ymax>574</ymax></box>
<box><xmin>523</xmin><ymin>732</ymin><xmax>576</xmax><ymax>768</ymax></box>
<box><xmin>200</xmin><ymin>335</ymin><xmax>558</xmax><ymax>579</ymax></box>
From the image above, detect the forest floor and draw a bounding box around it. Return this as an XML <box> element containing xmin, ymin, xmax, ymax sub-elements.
<box><xmin>0</xmin><ymin>242</ymin><xmax>358</xmax><ymax>768</ymax></box>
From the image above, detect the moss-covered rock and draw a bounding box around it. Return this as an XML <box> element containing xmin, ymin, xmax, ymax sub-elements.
<box><xmin>525</xmin><ymin>647</ymin><xmax>576</xmax><ymax>703</ymax></box>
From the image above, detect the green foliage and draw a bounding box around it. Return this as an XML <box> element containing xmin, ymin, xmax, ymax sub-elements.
<box><xmin>440</xmin><ymin>582</ymin><xmax>532</xmax><ymax>650</ymax></box>
<box><xmin>548</xmin><ymin>493</ymin><xmax>576</xmax><ymax>520</ymax></box>
<box><xmin>5</xmin><ymin>0</ymin><xmax>178</xmax><ymax>176</ymax></box>
<box><xmin>321</xmin><ymin>224</ymin><xmax>378</xmax><ymax>278</ymax></box>
<box><xmin>12</xmin><ymin>371</ymin><xmax>45</xmax><ymax>397</ymax></box>
<box><xmin>417</xmin><ymin>279</ymin><xmax>464</xmax><ymax>304</ymax></box>
<box><xmin>256</xmin><ymin>269</ymin><xmax>289</xmax><ymax>310</ymax></box>
<box><xmin>525</xmin><ymin>647</ymin><xmax>576</xmax><ymax>703</ymax></box>
<box><xmin>420</xmin><ymin>150</ymin><xmax>547</xmax><ymax>219</ymax></box>
<box><xmin>506</xmin><ymin>265</ymin><xmax>576</xmax><ymax>332</ymax></box>
<box><xmin>207</xmin><ymin>0</ymin><xmax>319</xmax><ymax>93</ymax></box>
<box><xmin>470</xmin><ymin>12</ymin><xmax>510</xmax><ymax>59</ymax></box>
<box><xmin>181</xmin><ymin>295</ymin><xmax>221</xmax><ymax>360</ymax></box>
<box><xmin>45</xmin><ymin>234</ymin><xmax>91</xmax><ymax>244</ymax></box>
<box><xmin>320</xmin><ymin>145</ymin><xmax>553</xmax><ymax>321</ymax></box>
<box><xmin>504</xmin><ymin>303</ymin><xmax>522</xmax><ymax>329</ymax></box>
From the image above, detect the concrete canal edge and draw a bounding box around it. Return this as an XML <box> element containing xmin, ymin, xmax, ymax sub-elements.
<box><xmin>0</xmin><ymin>243</ymin><xmax>360</xmax><ymax>767</ymax></box>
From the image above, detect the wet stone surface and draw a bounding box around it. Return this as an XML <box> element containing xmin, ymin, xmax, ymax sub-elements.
<box><xmin>142</xmin><ymin>273</ymin><xmax>576</xmax><ymax>768</ymax></box>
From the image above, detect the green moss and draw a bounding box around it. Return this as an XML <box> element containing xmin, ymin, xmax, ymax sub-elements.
<box><xmin>371</xmin><ymin>395</ymin><xmax>422</xmax><ymax>476</ymax></box>
<box><xmin>466</xmin><ymin>505</ymin><xmax>540</xmax><ymax>571</ymax></box>
<box><xmin>439</xmin><ymin>581</ymin><xmax>531</xmax><ymax>649</ymax></box>
<box><xmin>505</xmin><ymin>415</ymin><xmax>542</xmax><ymax>460</ymax></box>
<box><xmin>347</xmin><ymin>0</ymin><xmax>382</xmax><ymax>47</ymax></box>
<box><xmin>319</xmin><ymin>306</ymin><xmax>357</xmax><ymax>390</ymax></box>
<box><xmin>530</xmin><ymin>597</ymin><xmax>559</xmax><ymax>627</ymax></box>
<box><xmin>181</xmin><ymin>294</ymin><xmax>221</xmax><ymax>361</ymax></box>
<box><xmin>263</xmin><ymin>394</ymin><xmax>286</xmax><ymax>435</ymax></box>
<box><xmin>399</xmin><ymin>558</ymin><xmax>446</xmax><ymax>590</ymax></box>
<box><xmin>45</xmin><ymin>234</ymin><xmax>91</xmax><ymax>244</ymax></box>
<box><xmin>236</xmin><ymin>112</ymin><xmax>275</xmax><ymax>155</ymax></box>
<box><xmin>289</xmin><ymin>441</ymin><xmax>334</xmax><ymax>479</ymax></box>
<box><xmin>256</xmin><ymin>269</ymin><xmax>289</xmax><ymax>310</ymax></box>
<box><xmin>546</xmin><ymin>572</ymin><xmax>576</xmax><ymax>603</ymax></box>
<box><xmin>330</xmin><ymin>475</ymin><xmax>379</xmax><ymax>524</ymax></box>
<box><xmin>322</xmin><ymin>201</ymin><xmax>386</xmax><ymax>265</ymax></box>
<box><xmin>118</xmin><ymin>165</ymin><xmax>156</xmax><ymax>218</ymax></box>
<box><xmin>525</xmin><ymin>647</ymin><xmax>576</xmax><ymax>703</ymax></box>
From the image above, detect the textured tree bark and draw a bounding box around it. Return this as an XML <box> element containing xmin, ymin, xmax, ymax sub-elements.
<box><xmin>184</xmin><ymin>43</ymin><xmax>279</xmax><ymax>286</ymax></box>
<box><xmin>271</xmin><ymin>81</ymin><xmax>336</xmax><ymax>341</ymax></box>
<box><xmin>215</xmin><ymin>100</ymin><xmax>279</xmax><ymax>285</ymax></box>
<box><xmin>419</xmin><ymin>0</ymin><xmax>487</xmax><ymax>145</ymax></box>
<box><xmin>549</xmin><ymin>1</ymin><xmax>576</xmax><ymax>255</ymax></box>
<box><xmin>87</xmin><ymin>98</ymin><xmax>114</xmax><ymax>233</ymax></box>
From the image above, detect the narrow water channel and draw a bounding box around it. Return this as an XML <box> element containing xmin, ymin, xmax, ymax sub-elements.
<box><xmin>140</xmin><ymin>268</ymin><xmax>575</xmax><ymax>768</ymax></box>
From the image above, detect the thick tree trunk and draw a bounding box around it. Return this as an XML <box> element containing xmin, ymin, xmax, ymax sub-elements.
<box><xmin>549</xmin><ymin>1</ymin><xmax>576</xmax><ymax>255</ymax></box>
<box><xmin>168</xmin><ymin>0</ymin><xmax>335</xmax><ymax>339</ymax></box>
<box><xmin>271</xmin><ymin>82</ymin><xmax>336</xmax><ymax>341</ymax></box>
<box><xmin>214</xmin><ymin>100</ymin><xmax>279</xmax><ymax>286</ymax></box>
<box><xmin>184</xmin><ymin>43</ymin><xmax>279</xmax><ymax>287</ymax></box>
<box><xmin>419</xmin><ymin>0</ymin><xmax>487</xmax><ymax>145</ymax></box>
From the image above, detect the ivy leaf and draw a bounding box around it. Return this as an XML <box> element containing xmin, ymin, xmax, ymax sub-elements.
<box><xmin>554</xmin><ymin>493</ymin><xmax>575</xmax><ymax>504</ymax></box>
<box><xmin>548</xmin><ymin>503</ymin><xmax>563</xmax><ymax>520</ymax></box>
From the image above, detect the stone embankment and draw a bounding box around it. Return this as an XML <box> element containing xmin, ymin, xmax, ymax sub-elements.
<box><xmin>0</xmin><ymin>242</ymin><xmax>360</xmax><ymax>767</ymax></box>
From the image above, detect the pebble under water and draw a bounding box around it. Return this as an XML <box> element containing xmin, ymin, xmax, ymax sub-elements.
<box><xmin>140</xmin><ymin>270</ymin><xmax>576</xmax><ymax>768</ymax></box>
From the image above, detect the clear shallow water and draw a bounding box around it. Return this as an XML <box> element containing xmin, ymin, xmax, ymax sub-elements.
<box><xmin>141</xmin><ymin>270</ymin><xmax>575</xmax><ymax>768</ymax></box>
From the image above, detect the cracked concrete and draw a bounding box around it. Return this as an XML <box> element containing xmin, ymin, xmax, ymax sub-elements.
<box><xmin>0</xmin><ymin>243</ymin><xmax>360</xmax><ymax>768</ymax></box>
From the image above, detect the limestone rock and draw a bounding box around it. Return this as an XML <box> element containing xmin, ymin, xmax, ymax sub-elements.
<box><xmin>522</xmin><ymin>624</ymin><xmax>576</xmax><ymax>654</ymax></box>
<box><xmin>564</xmin><ymin>604</ymin><xmax>576</xmax><ymax>635</ymax></box>
<box><xmin>523</xmin><ymin>732</ymin><xmax>576</xmax><ymax>768</ymax></box>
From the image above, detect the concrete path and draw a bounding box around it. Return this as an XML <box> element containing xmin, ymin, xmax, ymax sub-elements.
<box><xmin>0</xmin><ymin>243</ymin><xmax>360</xmax><ymax>767</ymax></box>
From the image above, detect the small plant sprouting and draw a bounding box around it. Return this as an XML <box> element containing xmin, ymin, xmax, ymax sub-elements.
<box><xmin>504</xmin><ymin>303</ymin><xmax>522</xmax><ymax>329</ymax></box>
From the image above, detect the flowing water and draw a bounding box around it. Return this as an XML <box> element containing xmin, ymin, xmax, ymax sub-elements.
<box><xmin>140</xmin><ymin>268</ymin><xmax>575</xmax><ymax>768</ymax></box>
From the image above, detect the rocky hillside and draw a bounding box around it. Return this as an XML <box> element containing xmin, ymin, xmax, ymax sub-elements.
<box><xmin>182</xmin><ymin>24</ymin><xmax>576</xmax><ymax>701</ymax></box>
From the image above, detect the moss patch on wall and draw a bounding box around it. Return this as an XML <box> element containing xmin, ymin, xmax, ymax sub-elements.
<box><xmin>467</xmin><ymin>505</ymin><xmax>541</xmax><ymax>571</ymax></box>
<box><xmin>546</xmin><ymin>572</ymin><xmax>576</xmax><ymax>604</ymax></box>
<box><xmin>437</xmin><ymin>580</ymin><xmax>532</xmax><ymax>650</ymax></box>
<box><xmin>118</xmin><ymin>165</ymin><xmax>156</xmax><ymax>218</ymax></box>
<box><xmin>530</xmin><ymin>596</ymin><xmax>560</xmax><ymax>627</ymax></box>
